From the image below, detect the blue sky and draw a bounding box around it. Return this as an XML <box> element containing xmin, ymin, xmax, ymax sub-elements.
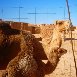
<box><xmin>0</xmin><ymin>0</ymin><xmax>77</xmax><ymax>25</ymax></box>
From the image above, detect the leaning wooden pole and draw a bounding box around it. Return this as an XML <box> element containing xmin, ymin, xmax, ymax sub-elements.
<box><xmin>66</xmin><ymin>0</ymin><xmax>77</xmax><ymax>77</ymax></box>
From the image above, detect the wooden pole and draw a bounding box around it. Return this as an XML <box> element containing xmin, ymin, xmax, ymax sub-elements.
<box><xmin>66</xmin><ymin>0</ymin><xmax>77</xmax><ymax>77</ymax></box>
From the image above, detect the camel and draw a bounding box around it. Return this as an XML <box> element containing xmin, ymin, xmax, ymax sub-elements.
<box><xmin>41</xmin><ymin>20</ymin><xmax>70</xmax><ymax>66</ymax></box>
<box><xmin>2</xmin><ymin>33</ymin><xmax>38</xmax><ymax>77</ymax></box>
<box><xmin>0</xmin><ymin>22</ymin><xmax>38</xmax><ymax>77</ymax></box>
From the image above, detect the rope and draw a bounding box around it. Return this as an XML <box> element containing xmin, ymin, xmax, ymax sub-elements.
<box><xmin>66</xmin><ymin>0</ymin><xmax>77</xmax><ymax>77</ymax></box>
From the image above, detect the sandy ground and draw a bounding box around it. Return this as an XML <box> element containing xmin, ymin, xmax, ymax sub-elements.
<box><xmin>0</xmin><ymin>33</ymin><xmax>77</xmax><ymax>77</ymax></box>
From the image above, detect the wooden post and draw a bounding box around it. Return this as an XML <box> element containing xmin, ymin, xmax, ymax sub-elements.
<box><xmin>66</xmin><ymin>0</ymin><xmax>77</xmax><ymax>77</ymax></box>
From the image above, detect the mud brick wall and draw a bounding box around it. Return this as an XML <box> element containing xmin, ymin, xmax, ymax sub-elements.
<box><xmin>11</xmin><ymin>22</ymin><xmax>21</xmax><ymax>30</ymax></box>
<box><xmin>22</xmin><ymin>23</ymin><xmax>28</xmax><ymax>30</ymax></box>
<box><xmin>6</xmin><ymin>21</ymin><xmax>36</xmax><ymax>34</ymax></box>
<box><xmin>28</xmin><ymin>26</ymin><xmax>35</xmax><ymax>34</ymax></box>
<box><xmin>10</xmin><ymin>22</ymin><xmax>29</xmax><ymax>30</ymax></box>
<box><xmin>34</xmin><ymin>27</ymin><xmax>40</xmax><ymax>34</ymax></box>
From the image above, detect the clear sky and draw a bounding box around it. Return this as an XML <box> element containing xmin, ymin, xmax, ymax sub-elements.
<box><xmin>0</xmin><ymin>0</ymin><xmax>77</xmax><ymax>26</ymax></box>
